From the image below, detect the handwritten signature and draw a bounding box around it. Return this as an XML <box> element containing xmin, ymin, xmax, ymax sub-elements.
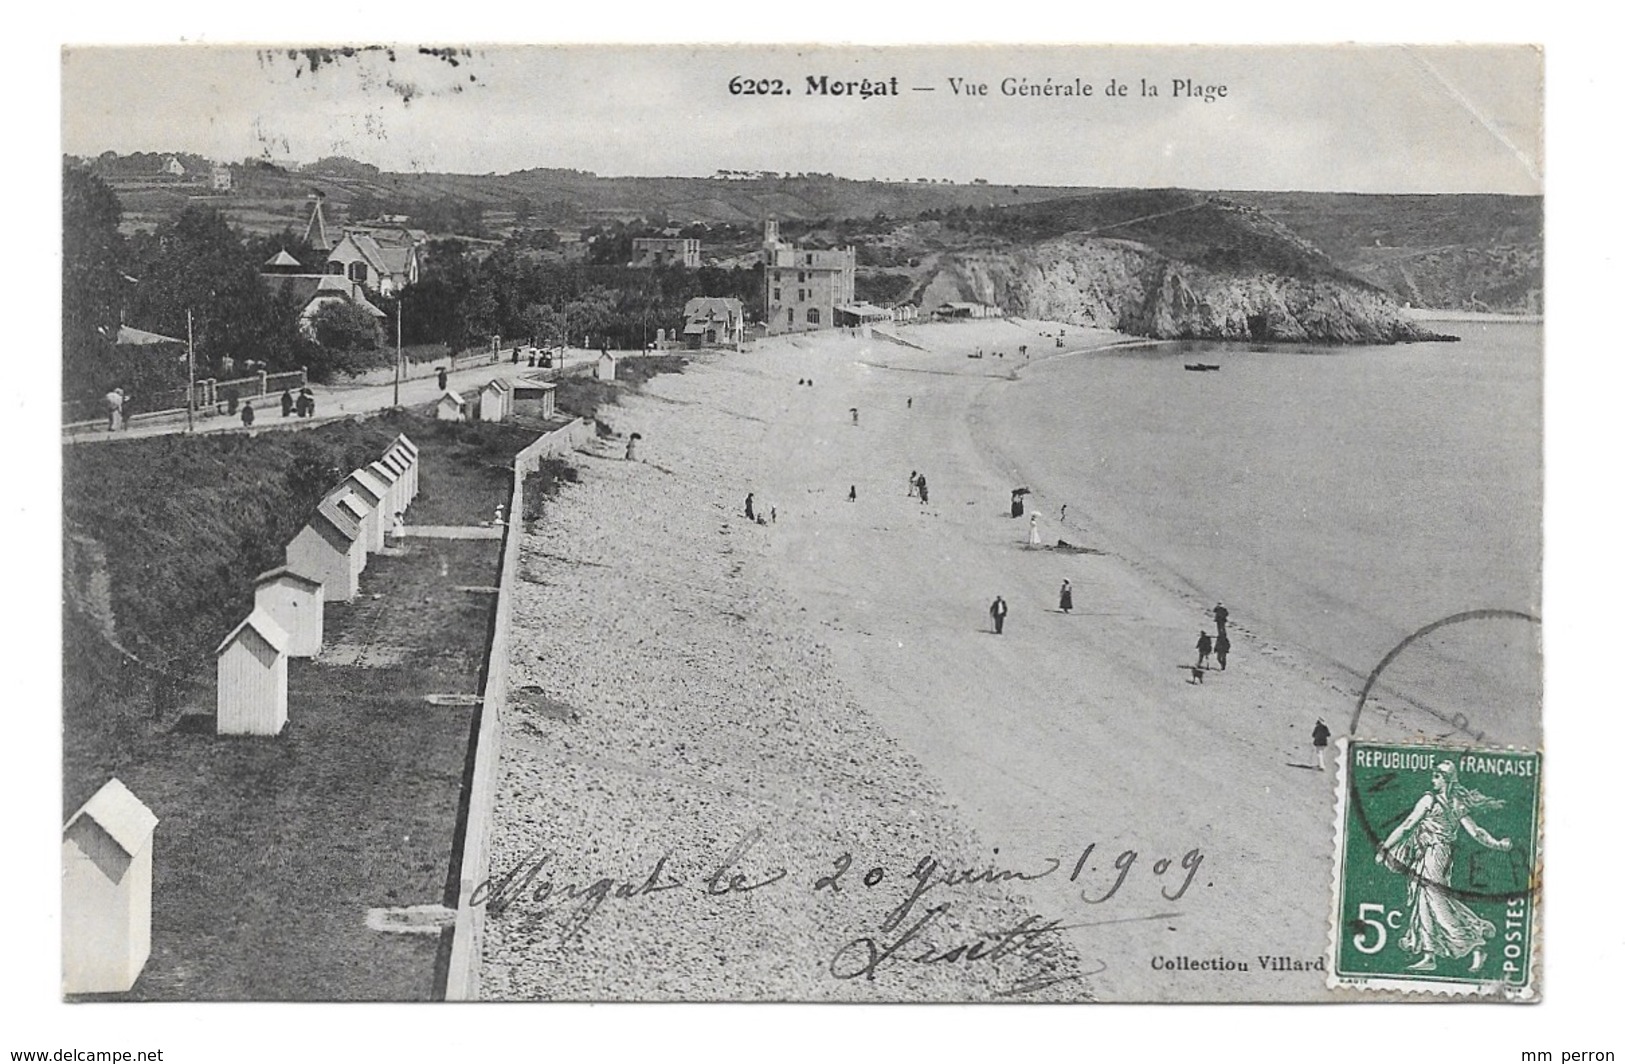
<box><xmin>829</xmin><ymin>902</ymin><xmax>1181</xmax><ymax>996</ymax></box>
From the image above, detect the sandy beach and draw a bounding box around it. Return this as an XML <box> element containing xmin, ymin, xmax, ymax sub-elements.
<box><xmin>481</xmin><ymin>319</ymin><xmax>1420</xmax><ymax>1001</ymax></box>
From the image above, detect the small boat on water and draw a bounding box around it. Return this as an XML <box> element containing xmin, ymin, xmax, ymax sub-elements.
<box><xmin>1184</xmin><ymin>363</ymin><xmax>1221</xmax><ymax>372</ymax></box>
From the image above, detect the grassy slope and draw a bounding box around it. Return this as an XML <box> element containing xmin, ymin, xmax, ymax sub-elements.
<box><xmin>63</xmin><ymin>411</ymin><xmax>539</xmax><ymax>1000</ymax></box>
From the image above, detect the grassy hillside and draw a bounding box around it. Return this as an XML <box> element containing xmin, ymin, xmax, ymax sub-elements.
<box><xmin>62</xmin><ymin>411</ymin><xmax>537</xmax><ymax>734</ymax></box>
<box><xmin>82</xmin><ymin>153</ymin><xmax>1542</xmax><ymax>312</ymax></box>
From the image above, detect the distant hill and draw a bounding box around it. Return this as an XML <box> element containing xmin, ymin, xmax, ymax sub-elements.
<box><xmin>903</xmin><ymin>191</ymin><xmax>1455</xmax><ymax>343</ymax></box>
<box><xmin>73</xmin><ymin>154</ymin><xmax>1542</xmax><ymax>315</ymax></box>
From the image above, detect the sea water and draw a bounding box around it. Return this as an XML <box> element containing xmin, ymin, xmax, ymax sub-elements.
<box><xmin>991</xmin><ymin>321</ymin><xmax>1542</xmax><ymax>740</ymax></box>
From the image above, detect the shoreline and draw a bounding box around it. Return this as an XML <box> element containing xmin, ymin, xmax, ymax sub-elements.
<box><xmin>483</xmin><ymin>318</ymin><xmax>1405</xmax><ymax>1001</ymax></box>
<box><xmin>1402</xmin><ymin>308</ymin><xmax>1542</xmax><ymax>324</ymax></box>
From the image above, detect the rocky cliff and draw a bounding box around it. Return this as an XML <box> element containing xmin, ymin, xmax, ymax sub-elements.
<box><xmin>922</xmin><ymin>237</ymin><xmax>1449</xmax><ymax>343</ymax></box>
<box><xmin>910</xmin><ymin>193</ymin><xmax>1460</xmax><ymax>343</ymax></box>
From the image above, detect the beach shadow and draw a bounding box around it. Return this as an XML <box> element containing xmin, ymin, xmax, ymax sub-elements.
<box><xmin>1286</xmin><ymin>762</ymin><xmax>1325</xmax><ymax>772</ymax></box>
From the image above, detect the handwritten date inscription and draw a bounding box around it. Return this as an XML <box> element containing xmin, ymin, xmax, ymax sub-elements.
<box><xmin>473</xmin><ymin>832</ymin><xmax>1205</xmax><ymax>995</ymax></box>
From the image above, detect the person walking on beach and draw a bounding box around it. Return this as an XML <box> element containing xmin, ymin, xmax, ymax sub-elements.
<box><xmin>990</xmin><ymin>595</ymin><xmax>1008</xmax><ymax>635</ymax></box>
<box><xmin>1312</xmin><ymin>719</ymin><xmax>1332</xmax><ymax>771</ymax></box>
<box><xmin>850</xmin><ymin>407</ymin><xmax>859</xmax><ymax>425</ymax></box>
<box><xmin>1196</xmin><ymin>630</ymin><xmax>1213</xmax><ymax>669</ymax></box>
<box><xmin>744</xmin><ymin>493</ymin><xmax>755</xmax><ymax>521</ymax></box>
<box><xmin>908</xmin><ymin>471</ymin><xmax>918</xmax><ymax>497</ymax></box>
<box><xmin>1027</xmin><ymin>513</ymin><xmax>1042</xmax><ymax>548</ymax></box>
<box><xmin>1215</xmin><ymin>630</ymin><xmax>1230</xmax><ymax>671</ymax></box>
<box><xmin>1213</xmin><ymin>602</ymin><xmax>1229</xmax><ymax>635</ymax></box>
<box><xmin>848</xmin><ymin>485</ymin><xmax>857</xmax><ymax>502</ymax></box>
<box><xmin>907</xmin><ymin>397</ymin><xmax>913</xmax><ymax>410</ymax></box>
<box><xmin>1059</xmin><ymin>579</ymin><xmax>1073</xmax><ymax>613</ymax></box>
<box><xmin>1059</xmin><ymin>503</ymin><xmax>1068</xmax><ymax>524</ymax></box>
<box><xmin>437</xmin><ymin>366</ymin><xmax>449</xmax><ymax>391</ymax></box>
<box><xmin>240</xmin><ymin>401</ymin><xmax>255</xmax><ymax>428</ymax></box>
<box><xmin>917</xmin><ymin>476</ymin><xmax>928</xmax><ymax>504</ymax></box>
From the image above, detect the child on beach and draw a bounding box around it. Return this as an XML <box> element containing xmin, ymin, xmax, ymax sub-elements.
<box><xmin>1196</xmin><ymin>630</ymin><xmax>1213</xmax><ymax>669</ymax></box>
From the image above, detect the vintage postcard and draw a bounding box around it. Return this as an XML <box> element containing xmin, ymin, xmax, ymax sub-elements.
<box><xmin>57</xmin><ymin>43</ymin><xmax>1542</xmax><ymax>1007</ymax></box>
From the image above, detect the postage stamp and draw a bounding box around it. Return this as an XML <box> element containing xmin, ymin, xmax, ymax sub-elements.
<box><xmin>1328</xmin><ymin>739</ymin><xmax>1542</xmax><ymax>997</ymax></box>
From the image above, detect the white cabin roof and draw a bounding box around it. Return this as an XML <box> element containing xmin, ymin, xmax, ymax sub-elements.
<box><xmin>64</xmin><ymin>778</ymin><xmax>157</xmax><ymax>856</ymax></box>
<box><xmin>215</xmin><ymin>608</ymin><xmax>292</xmax><ymax>657</ymax></box>
<box><xmin>253</xmin><ymin>565</ymin><xmax>322</xmax><ymax>591</ymax></box>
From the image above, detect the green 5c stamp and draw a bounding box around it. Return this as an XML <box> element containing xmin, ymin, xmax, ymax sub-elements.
<box><xmin>1329</xmin><ymin>740</ymin><xmax>1541</xmax><ymax>998</ymax></box>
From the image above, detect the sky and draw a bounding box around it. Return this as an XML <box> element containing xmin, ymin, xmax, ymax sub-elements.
<box><xmin>61</xmin><ymin>44</ymin><xmax>1543</xmax><ymax>194</ymax></box>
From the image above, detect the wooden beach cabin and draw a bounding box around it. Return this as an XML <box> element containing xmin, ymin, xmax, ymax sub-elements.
<box><xmin>216</xmin><ymin>609</ymin><xmax>292</xmax><ymax>736</ymax></box>
<box><xmin>367</xmin><ymin>458</ymin><xmax>405</xmax><ymax>518</ymax></box>
<box><xmin>253</xmin><ymin>566</ymin><xmax>324</xmax><ymax>658</ymax></box>
<box><xmin>62</xmin><ymin>778</ymin><xmax>158</xmax><ymax>995</ymax></box>
<box><xmin>436</xmin><ymin>390</ymin><xmax>468</xmax><ymax>421</ymax></box>
<box><xmin>340</xmin><ymin>468</ymin><xmax>391</xmax><ymax>552</ymax></box>
<box><xmin>329</xmin><ymin>492</ymin><xmax>374</xmax><ymax>567</ymax></box>
<box><xmin>285</xmin><ymin>499</ymin><xmax>365</xmax><ymax>602</ymax></box>
<box><xmin>378</xmin><ymin>450</ymin><xmax>413</xmax><ymax>509</ymax></box>
<box><xmin>389</xmin><ymin>434</ymin><xmax>420</xmax><ymax>501</ymax></box>
<box><xmin>511</xmin><ymin>376</ymin><xmax>557</xmax><ymax>420</ymax></box>
<box><xmin>478</xmin><ymin>378</ymin><xmax>513</xmax><ymax>422</ymax></box>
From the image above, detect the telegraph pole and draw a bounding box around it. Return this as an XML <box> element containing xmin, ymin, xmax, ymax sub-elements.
<box><xmin>392</xmin><ymin>296</ymin><xmax>403</xmax><ymax>407</ymax></box>
<box><xmin>185</xmin><ymin>309</ymin><xmax>195</xmax><ymax>433</ymax></box>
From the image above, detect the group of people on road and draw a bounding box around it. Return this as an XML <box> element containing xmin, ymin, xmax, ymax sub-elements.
<box><xmin>279</xmin><ymin>387</ymin><xmax>317</xmax><ymax>419</ymax></box>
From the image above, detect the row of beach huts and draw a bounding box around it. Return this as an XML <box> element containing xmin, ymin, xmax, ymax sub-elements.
<box><xmin>62</xmin><ymin>433</ymin><xmax>424</xmax><ymax>996</ymax></box>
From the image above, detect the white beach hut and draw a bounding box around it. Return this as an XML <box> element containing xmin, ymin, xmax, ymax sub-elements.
<box><xmin>596</xmin><ymin>352</ymin><xmax>617</xmax><ymax>381</ymax></box>
<box><xmin>215</xmin><ymin>609</ymin><xmax>291</xmax><ymax>736</ymax></box>
<box><xmin>62</xmin><ymin>778</ymin><xmax>158</xmax><ymax>995</ymax></box>
<box><xmin>436</xmin><ymin>390</ymin><xmax>468</xmax><ymax>421</ymax></box>
<box><xmin>285</xmin><ymin>500</ymin><xmax>364</xmax><ymax>602</ymax></box>
<box><xmin>253</xmin><ymin>566</ymin><xmax>324</xmax><ymax>658</ymax></box>
<box><xmin>378</xmin><ymin>452</ymin><xmax>414</xmax><ymax>517</ymax></box>
<box><xmin>341</xmin><ymin>468</ymin><xmax>391</xmax><ymax>552</ymax></box>
<box><xmin>389</xmin><ymin>434</ymin><xmax>420</xmax><ymax>501</ymax></box>
<box><xmin>367</xmin><ymin>458</ymin><xmax>405</xmax><ymax>518</ymax></box>
<box><xmin>478</xmin><ymin>378</ymin><xmax>512</xmax><ymax>422</ymax></box>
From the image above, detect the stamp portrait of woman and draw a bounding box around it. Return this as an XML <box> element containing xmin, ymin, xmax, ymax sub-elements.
<box><xmin>1375</xmin><ymin>760</ymin><xmax>1514</xmax><ymax>973</ymax></box>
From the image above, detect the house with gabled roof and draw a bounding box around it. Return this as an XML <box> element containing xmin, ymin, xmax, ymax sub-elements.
<box><xmin>327</xmin><ymin>230</ymin><xmax>421</xmax><ymax>298</ymax></box>
<box><xmin>339</xmin><ymin>468</ymin><xmax>391</xmax><ymax>552</ymax></box>
<box><xmin>285</xmin><ymin>499</ymin><xmax>365</xmax><ymax>602</ymax></box>
<box><xmin>62</xmin><ymin>778</ymin><xmax>158</xmax><ymax>995</ymax></box>
<box><xmin>253</xmin><ymin>566</ymin><xmax>324</xmax><ymax>658</ymax></box>
<box><xmin>683</xmin><ymin>296</ymin><xmax>745</xmax><ymax>348</ymax></box>
<box><xmin>387</xmin><ymin>435</ymin><xmax>420</xmax><ymax>501</ymax></box>
<box><xmin>215</xmin><ymin>609</ymin><xmax>291</xmax><ymax>736</ymax></box>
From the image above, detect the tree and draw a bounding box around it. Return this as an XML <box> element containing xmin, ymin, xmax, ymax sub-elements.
<box><xmin>124</xmin><ymin>205</ymin><xmax>290</xmax><ymax>374</ymax></box>
<box><xmin>62</xmin><ymin>162</ymin><xmax>128</xmax><ymax>399</ymax></box>
<box><xmin>308</xmin><ymin>300</ymin><xmax>381</xmax><ymax>352</ymax></box>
